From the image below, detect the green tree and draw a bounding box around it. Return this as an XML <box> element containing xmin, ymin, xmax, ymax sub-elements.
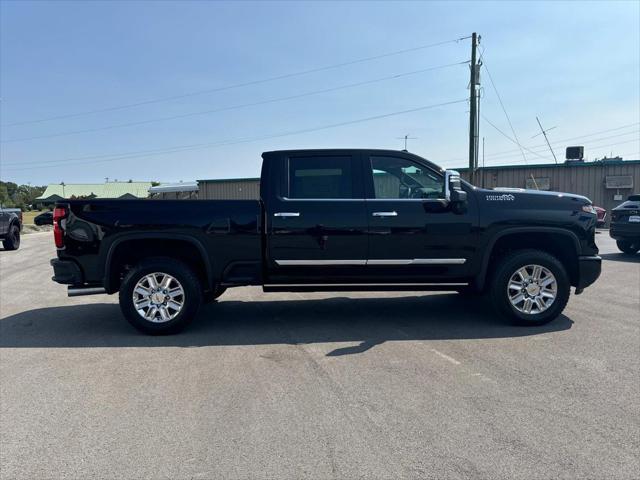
<box><xmin>0</xmin><ymin>183</ymin><xmax>12</xmax><ymax>207</ymax></box>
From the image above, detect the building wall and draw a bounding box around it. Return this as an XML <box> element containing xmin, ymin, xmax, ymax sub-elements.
<box><xmin>461</xmin><ymin>162</ymin><xmax>640</xmax><ymax>219</ymax></box>
<box><xmin>150</xmin><ymin>191</ymin><xmax>198</xmax><ymax>200</ymax></box>
<box><xmin>198</xmin><ymin>179</ymin><xmax>260</xmax><ymax>200</ymax></box>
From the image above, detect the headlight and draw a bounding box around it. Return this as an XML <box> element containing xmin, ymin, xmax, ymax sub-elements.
<box><xmin>581</xmin><ymin>205</ymin><xmax>596</xmax><ymax>214</ymax></box>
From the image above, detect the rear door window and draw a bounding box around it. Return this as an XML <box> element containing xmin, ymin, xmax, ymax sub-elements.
<box><xmin>288</xmin><ymin>156</ymin><xmax>355</xmax><ymax>199</ymax></box>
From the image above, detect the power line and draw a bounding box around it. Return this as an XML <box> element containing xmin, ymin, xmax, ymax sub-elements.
<box><xmin>482</xmin><ymin>115</ymin><xmax>552</xmax><ymax>162</ymax></box>
<box><xmin>2</xmin><ymin>36</ymin><xmax>471</xmax><ymax>128</ymax></box>
<box><xmin>479</xmin><ymin>129</ymin><xmax>639</xmax><ymax>162</ymax></box>
<box><xmin>480</xmin><ymin>136</ymin><xmax>639</xmax><ymax>166</ymax></box>
<box><xmin>482</xmin><ymin>123</ymin><xmax>640</xmax><ymax>160</ymax></box>
<box><xmin>2</xmin><ymin>60</ymin><xmax>469</xmax><ymax>143</ymax></box>
<box><xmin>481</xmin><ymin>54</ymin><xmax>529</xmax><ymax>164</ymax></box>
<box><xmin>2</xmin><ymin>98</ymin><xmax>468</xmax><ymax>171</ymax></box>
<box><xmin>442</xmin><ymin>122</ymin><xmax>640</xmax><ymax>163</ymax></box>
<box><xmin>480</xmin><ymin>116</ymin><xmax>639</xmax><ymax>163</ymax></box>
<box><xmin>440</xmin><ymin>137</ymin><xmax>640</xmax><ymax>169</ymax></box>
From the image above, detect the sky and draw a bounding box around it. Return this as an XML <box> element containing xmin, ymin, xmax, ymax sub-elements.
<box><xmin>1</xmin><ymin>0</ymin><xmax>639</xmax><ymax>186</ymax></box>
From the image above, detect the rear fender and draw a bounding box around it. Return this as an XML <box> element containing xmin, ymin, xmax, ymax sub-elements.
<box><xmin>103</xmin><ymin>233</ymin><xmax>213</xmax><ymax>293</ymax></box>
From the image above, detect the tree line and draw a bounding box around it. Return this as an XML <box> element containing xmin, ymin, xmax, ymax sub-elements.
<box><xmin>0</xmin><ymin>181</ymin><xmax>46</xmax><ymax>210</ymax></box>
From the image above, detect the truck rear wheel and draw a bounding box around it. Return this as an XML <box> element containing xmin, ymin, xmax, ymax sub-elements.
<box><xmin>119</xmin><ymin>257</ymin><xmax>202</xmax><ymax>335</ymax></box>
<box><xmin>2</xmin><ymin>224</ymin><xmax>20</xmax><ymax>250</ymax></box>
<box><xmin>490</xmin><ymin>249</ymin><xmax>570</xmax><ymax>326</ymax></box>
<box><xmin>616</xmin><ymin>240</ymin><xmax>639</xmax><ymax>255</ymax></box>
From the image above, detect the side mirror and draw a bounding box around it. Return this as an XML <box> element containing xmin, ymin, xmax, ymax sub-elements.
<box><xmin>444</xmin><ymin>170</ymin><xmax>468</xmax><ymax>212</ymax></box>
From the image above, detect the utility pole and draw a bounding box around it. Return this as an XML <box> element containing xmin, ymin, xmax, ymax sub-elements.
<box><xmin>482</xmin><ymin>136</ymin><xmax>485</xmax><ymax>188</ymax></box>
<box><xmin>534</xmin><ymin>116</ymin><xmax>558</xmax><ymax>164</ymax></box>
<box><xmin>468</xmin><ymin>32</ymin><xmax>480</xmax><ymax>184</ymax></box>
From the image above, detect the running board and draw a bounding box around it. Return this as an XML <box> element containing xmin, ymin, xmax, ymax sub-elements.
<box><xmin>67</xmin><ymin>286</ymin><xmax>107</xmax><ymax>297</ymax></box>
<box><xmin>263</xmin><ymin>283</ymin><xmax>468</xmax><ymax>293</ymax></box>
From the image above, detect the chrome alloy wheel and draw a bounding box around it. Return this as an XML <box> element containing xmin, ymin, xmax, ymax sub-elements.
<box><xmin>132</xmin><ymin>272</ymin><xmax>185</xmax><ymax>323</ymax></box>
<box><xmin>507</xmin><ymin>264</ymin><xmax>557</xmax><ymax>314</ymax></box>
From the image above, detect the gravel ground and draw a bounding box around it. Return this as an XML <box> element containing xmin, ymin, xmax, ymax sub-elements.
<box><xmin>0</xmin><ymin>231</ymin><xmax>638</xmax><ymax>479</ymax></box>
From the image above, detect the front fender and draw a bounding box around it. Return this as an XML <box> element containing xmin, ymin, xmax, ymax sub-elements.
<box><xmin>474</xmin><ymin>227</ymin><xmax>581</xmax><ymax>290</ymax></box>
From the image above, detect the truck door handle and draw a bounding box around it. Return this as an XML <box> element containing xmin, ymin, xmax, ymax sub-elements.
<box><xmin>372</xmin><ymin>211</ymin><xmax>398</xmax><ymax>217</ymax></box>
<box><xmin>274</xmin><ymin>212</ymin><xmax>300</xmax><ymax>217</ymax></box>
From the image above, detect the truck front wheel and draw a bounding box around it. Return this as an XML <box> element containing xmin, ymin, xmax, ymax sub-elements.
<box><xmin>119</xmin><ymin>257</ymin><xmax>202</xmax><ymax>335</ymax></box>
<box><xmin>490</xmin><ymin>249</ymin><xmax>570</xmax><ymax>326</ymax></box>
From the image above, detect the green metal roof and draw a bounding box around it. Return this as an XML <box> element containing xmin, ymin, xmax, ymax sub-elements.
<box><xmin>36</xmin><ymin>182</ymin><xmax>152</xmax><ymax>200</ymax></box>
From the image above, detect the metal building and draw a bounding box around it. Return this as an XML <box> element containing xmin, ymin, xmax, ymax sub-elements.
<box><xmin>197</xmin><ymin>177</ymin><xmax>260</xmax><ymax>200</ymax></box>
<box><xmin>148</xmin><ymin>181</ymin><xmax>199</xmax><ymax>200</ymax></box>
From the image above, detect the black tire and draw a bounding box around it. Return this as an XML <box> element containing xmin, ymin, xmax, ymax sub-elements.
<box><xmin>203</xmin><ymin>286</ymin><xmax>226</xmax><ymax>303</ymax></box>
<box><xmin>119</xmin><ymin>257</ymin><xmax>202</xmax><ymax>335</ymax></box>
<box><xmin>616</xmin><ymin>240</ymin><xmax>639</xmax><ymax>255</ymax></box>
<box><xmin>2</xmin><ymin>225</ymin><xmax>20</xmax><ymax>250</ymax></box>
<box><xmin>490</xmin><ymin>249</ymin><xmax>570</xmax><ymax>326</ymax></box>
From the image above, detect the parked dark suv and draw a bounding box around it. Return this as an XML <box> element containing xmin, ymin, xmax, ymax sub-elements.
<box><xmin>610</xmin><ymin>194</ymin><xmax>640</xmax><ymax>254</ymax></box>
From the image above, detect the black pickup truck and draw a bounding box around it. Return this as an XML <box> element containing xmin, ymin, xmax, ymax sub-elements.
<box><xmin>51</xmin><ymin>149</ymin><xmax>601</xmax><ymax>334</ymax></box>
<box><xmin>0</xmin><ymin>205</ymin><xmax>22</xmax><ymax>250</ymax></box>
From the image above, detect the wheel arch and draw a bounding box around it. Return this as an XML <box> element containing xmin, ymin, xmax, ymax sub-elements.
<box><xmin>9</xmin><ymin>217</ymin><xmax>21</xmax><ymax>230</ymax></box>
<box><xmin>476</xmin><ymin>227</ymin><xmax>581</xmax><ymax>291</ymax></box>
<box><xmin>103</xmin><ymin>233</ymin><xmax>213</xmax><ymax>293</ymax></box>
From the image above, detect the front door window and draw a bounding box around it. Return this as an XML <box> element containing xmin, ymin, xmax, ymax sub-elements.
<box><xmin>370</xmin><ymin>156</ymin><xmax>444</xmax><ymax>200</ymax></box>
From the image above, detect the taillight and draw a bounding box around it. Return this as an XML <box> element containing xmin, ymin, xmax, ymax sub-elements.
<box><xmin>53</xmin><ymin>206</ymin><xmax>68</xmax><ymax>248</ymax></box>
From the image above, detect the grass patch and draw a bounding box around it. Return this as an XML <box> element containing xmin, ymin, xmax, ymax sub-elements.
<box><xmin>22</xmin><ymin>210</ymin><xmax>48</xmax><ymax>225</ymax></box>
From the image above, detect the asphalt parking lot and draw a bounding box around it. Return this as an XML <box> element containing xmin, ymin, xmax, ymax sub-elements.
<box><xmin>1</xmin><ymin>232</ymin><xmax>638</xmax><ymax>479</ymax></box>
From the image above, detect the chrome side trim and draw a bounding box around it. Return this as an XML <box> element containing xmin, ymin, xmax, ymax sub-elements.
<box><xmin>274</xmin><ymin>258</ymin><xmax>466</xmax><ymax>266</ymax></box>
<box><xmin>264</xmin><ymin>283</ymin><xmax>469</xmax><ymax>287</ymax></box>
<box><xmin>368</xmin><ymin>258</ymin><xmax>466</xmax><ymax>265</ymax></box>
<box><xmin>273</xmin><ymin>212</ymin><xmax>300</xmax><ymax>217</ymax></box>
<box><xmin>372</xmin><ymin>211</ymin><xmax>398</xmax><ymax>217</ymax></box>
<box><xmin>412</xmin><ymin>258</ymin><xmax>466</xmax><ymax>265</ymax></box>
<box><xmin>281</xmin><ymin>197</ymin><xmax>366</xmax><ymax>202</ymax></box>
<box><xmin>366</xmin><ymin>259</ymin><xmax>413</xmax><ymax>265</ymax></box>
<box><xmin>275</xmin><ymin>259</ymin><xmax>367</xmax><ymax>266</ymax></box>
<box><xmin>279</xmin><ymin>197</ymin><xmax>448</xmax><ymax>202</ymax></box>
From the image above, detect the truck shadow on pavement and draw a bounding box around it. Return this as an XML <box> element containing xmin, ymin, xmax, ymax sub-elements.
<box><xmin>0</xmin><ymin>293</ymin><xmax>573</xmax><ymax>355</ymax></box>
<box><xmin>599</xmin><ymin>252</ymin><xmax>640</xmax><ymax>263</ymax></box>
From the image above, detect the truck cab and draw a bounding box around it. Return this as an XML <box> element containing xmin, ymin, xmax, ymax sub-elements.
<box><xmin>261</xmin><ymin>149</ymin><xmax>477</xmax><ymax>286</ymax></box>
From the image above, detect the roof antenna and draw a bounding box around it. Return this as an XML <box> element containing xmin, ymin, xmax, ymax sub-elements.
<box><xmin>533</xmin><ymin>116</ymin><xmax>558</xmax><ymax>164</ymax></box>
<box><xmin>396</xmin><ymin>134</ymin><xmax>417</xmax><ymax>152</ymax></box>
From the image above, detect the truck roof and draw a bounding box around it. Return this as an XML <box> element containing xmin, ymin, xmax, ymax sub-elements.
<box><xmin>261</xmin><ymin>149</ymin><xmax>444</xmax><ymax>172</ymax></box>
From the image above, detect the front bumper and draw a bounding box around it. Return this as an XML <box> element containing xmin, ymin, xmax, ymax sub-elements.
<box><xmin>50</xmin><ymin>258</ymin><xmax>83</xmax><ymax>285</ymax></box>
<box><xmin>576</xmin><ymin>255</ymin><xmax>601</xmax><ymax>292</ymax></box>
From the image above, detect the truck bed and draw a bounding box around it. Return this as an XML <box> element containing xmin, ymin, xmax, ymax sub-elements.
<box><xmin>59</xmin><ymin>199</ymin><xmax>263</xmax><ymax>289</ymax></box>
